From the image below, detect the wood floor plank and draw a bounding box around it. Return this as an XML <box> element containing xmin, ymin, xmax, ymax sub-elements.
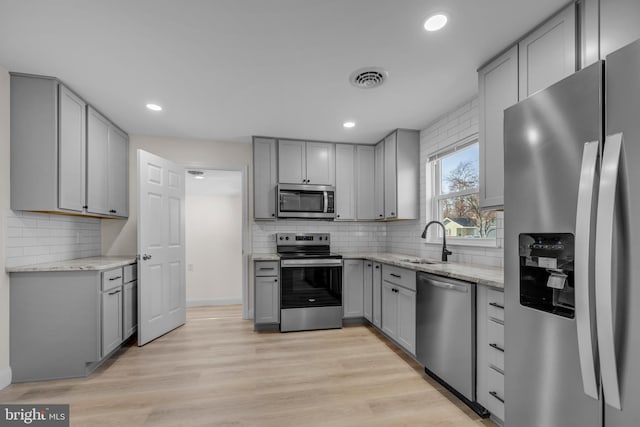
<box><xmin>0</xmin><ymin>305</ymin><xmax>496</xmax><ymax>426</ymax></box>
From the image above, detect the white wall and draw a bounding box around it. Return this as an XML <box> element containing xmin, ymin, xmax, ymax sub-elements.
<box><xmin>0</xmin><ymin>65</ymin><xmax>11</xmax><ymax>388</ymax></box>
<box><xmin>186</xmin><ymin>178</ymin><xmax>243</xmax><ymax>306</ymax></box>
<box><xmin>102</xmin><ymin>135</ymin><xmax>252</xmax><ymax>256</ymax></box>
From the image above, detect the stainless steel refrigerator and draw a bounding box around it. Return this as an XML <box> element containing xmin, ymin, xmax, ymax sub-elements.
<box><xmin>504</xmin><ymin>38</ymin><xmax>640</xmax><ymax>426</ymax></box>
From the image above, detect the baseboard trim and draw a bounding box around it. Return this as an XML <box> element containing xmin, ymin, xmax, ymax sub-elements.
<box><xmin>0</xmin><ymin>366</ymin><xmax>12</xmax><ymax>389</ymax></box>
<box><xmin>186</xmin><ymin>298</ymin><xmax>242</xmax><ymax>307</ymax></box>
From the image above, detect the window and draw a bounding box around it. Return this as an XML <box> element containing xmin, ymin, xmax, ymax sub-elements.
<box><xmin>426</xmin><ymin>135</ymin><xmax>497</xmax><ymax>244</ymax></box>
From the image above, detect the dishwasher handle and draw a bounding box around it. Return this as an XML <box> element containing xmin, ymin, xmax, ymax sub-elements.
<box><xmin>419</xmin><ymin>276</ymin><xmax>469</xmax><ymax>293</ymax></box>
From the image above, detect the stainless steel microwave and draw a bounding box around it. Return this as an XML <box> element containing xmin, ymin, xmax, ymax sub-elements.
<box><xmin>277</xmin><ymin>184</ymin><xmax>335</xmax><ymax>219</ymax></box>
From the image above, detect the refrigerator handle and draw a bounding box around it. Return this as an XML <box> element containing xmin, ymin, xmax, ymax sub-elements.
<box><xmin>595</xmin><ymin>132</ymin><xmax>624</xmax><ymax>410</ymax></box>
<box><xmin>575</xmin><ymin>140</ymin><xmax>600</xmax><ymax>400</ymax></box>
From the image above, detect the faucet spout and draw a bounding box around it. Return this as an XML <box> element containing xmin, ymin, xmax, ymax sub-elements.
<box><xmin>421</xmin><ymin>220</ymin><xmax>453</xmax><ymax>262</ymax></box>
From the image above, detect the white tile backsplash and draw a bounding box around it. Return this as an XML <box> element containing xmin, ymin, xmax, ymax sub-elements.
<box><xmin>5</xmin><ymin>210</ymin><xmax>101</xmax><ymax>268</ymax></box>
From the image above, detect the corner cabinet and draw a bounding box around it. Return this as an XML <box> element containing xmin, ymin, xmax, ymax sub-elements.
<box><xmin>278</xmin><ymin>140</ymin><xmax>335</xmax><ymax>185</ymax></box>
<box><xmin>10</xmin><ymin>73</ymin><xmax>129</xmax><ymax>218</ymax></box>
<box><xmin>478</xmin><ymin>46</ymin><xmax>519</xmax><ymax>209</ymax></box>
<box><xmin>87</xmin><ymin>107</ymin><xmax>129</xmax><ymax>218</ymax></box>
<box><xmin>383</xmin><ymin>129</ymin><xmax>419</xmax><ymax>220</ymax></box>
<box><xmin>254</xmin><ymin>261</ymin><xmax>280</xmax><ymax>328</ymax></box>
<box><xmin>253</xmin><ymin>137</ymin><xmax>278</xmax><ymax>220</ymax></box>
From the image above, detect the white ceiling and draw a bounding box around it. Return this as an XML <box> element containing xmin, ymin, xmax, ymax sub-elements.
<box><xmin>0</xmin><ymin>0</ymin><xmax>568</xmax><ymax>144</ymax></box>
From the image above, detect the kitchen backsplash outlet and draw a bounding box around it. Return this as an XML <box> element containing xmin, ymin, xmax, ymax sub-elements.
<box><xmin>5</xmin><ymin>210</ymin><xmax>101</xmax><ymax>268</ymax></box>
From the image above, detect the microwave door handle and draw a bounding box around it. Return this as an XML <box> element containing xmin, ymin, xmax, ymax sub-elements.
<box><xmin>595</xmin><ymin>132</ymin><xmax>624</xmax><ymax>410</ymax></box>
<box><xmin>575</xmin><ymin>140</ymin><xmax>600</xmax><ymax>400</ymax></box>
<box><xmin>323</xmin><ymin>191</ymin><xmax>328</xmax><ymax>213</ymax></box>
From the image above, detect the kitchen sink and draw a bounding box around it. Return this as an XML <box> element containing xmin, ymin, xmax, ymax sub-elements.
<box><xmin>403</xmin><ymin>259</ymin><xmax>441</xmax><ymax>265</ymax></box>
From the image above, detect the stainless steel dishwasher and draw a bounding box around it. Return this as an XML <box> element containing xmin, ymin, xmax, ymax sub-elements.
<box><xmin>416</xmin><ymin>272</ymin><xmax>476</xmax><ymax>404</ymax></box>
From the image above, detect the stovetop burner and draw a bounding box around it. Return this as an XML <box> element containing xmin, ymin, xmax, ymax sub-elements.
<box><xmin>276</xmin><ymin>233</ymin><xmax>341</xmax><ymax>259</ymax></box>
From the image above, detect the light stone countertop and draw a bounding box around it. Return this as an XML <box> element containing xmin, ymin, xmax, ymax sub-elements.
<box><xmin>6</xmin><ymin>256</ymin><xmax>138</xmax><ymax>273</ymax></box>
<box><xmin>341</xmin><ymin>252</ymin><xmax>504</xmax><ymax>289</ymax></box>
<box><xmin>249</xmin><ymin>252</ymin><xmax>503</xmax><ymax>289</ymax></box>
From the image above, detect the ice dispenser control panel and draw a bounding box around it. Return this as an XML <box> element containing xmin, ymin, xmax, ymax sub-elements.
<box><xmin>519</xmin><ymin>233</ymin><xmax>575</xmax><ymax>319</ymax></box>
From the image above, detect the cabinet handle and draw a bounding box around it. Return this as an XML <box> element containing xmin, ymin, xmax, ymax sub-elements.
<box><xmin>367</xmin><ymin>264</ymin><xmax>372</xmax><ymax>267</ymax></box>
<box><xmin>390</xmin><ymin>212</ymin><xmax>395</xmax><ymax>216</ymax></box>
<box><xmin>489</xmin><ymin>391</ymin><xmax>505</xmax><ymax>403</ymax></box>
<box><xmin>108</xmin><ymin>289</ymin><xmax>121</xmax><ymax>296</ymax></box>
<box><xmin>272</xmin><ymin>213</ymin><xmax>275</xmax><ymax>217</ymax></box>
<box><xmin>274</xmin><ymin>279</ymin><xmax>278</xmax><ymax>282</ymax></box>
<box><xmin>259</xmin><ymin>267</ymin><xmax>275</xmax><ymax>271</ymax></box>
<box><xmin>390</xmin><ymin>273</ymin><xmax>401</xmax><ymax>278</ymax></box>
<box><xmin>336</xmin><ymin>214</ymin><xmax>340</xmax><ymax>218</ymax></box>
<box><xmin>109</xmin><ymin>276</ymin><xmax>122</xmax><ymax>281</ymax></box>
<box><xmin>82</xmin><ymin>205</ymin><xmax>88</xmax><ymax>209</ymax></box>
<box><xmin>489</xmin><ymin>302</ymin><xmax>505</xmax><ymax>309</ymax></box>
<box><xmin>489</xmin><ymin>343</ymin><xmax>505</xmax><ymax>353</ymax></box>
<box><xmin>375</xmin><ymin>265</ymin><xmax>379</xmax><ymax>269</ymax></box>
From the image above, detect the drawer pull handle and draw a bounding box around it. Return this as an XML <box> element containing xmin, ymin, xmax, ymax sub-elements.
<box><xmin>489</xmin><ymin>391</ymin><xmax>505</xmax><ymax>403</ymax></box>
<box><xmin>489</xmin><ymin>343</ymin><xmax>505</xmax><ymax>352</ymax></box>
<box><xmin>489</xmin><ymin>302</ymin><xmax>505</xmax><ymax>309</ymax></box>
<box><xmin>259</xmin><ymin>267</ymin><xmax>275</xmax><ymax>270</ymax></box>
<box><xmin>108</xmin><ymin>289</ymin><xmax>121</xmax><ymax>296</ymax></box>
<box><xmin>390</xmin><ymin>273</ymin><xmax>401</xmax><ymax>278</ymax></box>
<box><xmin>109</xmin><ymin>276</ymin><xmax>122</xmax><ymax>281</ymax></box>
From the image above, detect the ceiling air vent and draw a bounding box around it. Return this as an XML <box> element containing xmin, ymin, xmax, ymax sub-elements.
<box><xmin>350</xmin><ymin>67</ymin><xmax>388</xmax><ymax>89</ymax></box>
<box><xmin>187</xmin><ymin>170</ymin><xmax>204</xmax><ymax>176</ymax></box>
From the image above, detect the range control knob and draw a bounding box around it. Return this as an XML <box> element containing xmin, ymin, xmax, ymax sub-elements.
<box><xmin>285</xmin><ymin>236</ymin><xmax>290</xmax><ymax>240</ymax></box>
<box><xmin>279</xmin><ymin>236</ymin><xmax>283</xmax><ymax>240</ymax></box>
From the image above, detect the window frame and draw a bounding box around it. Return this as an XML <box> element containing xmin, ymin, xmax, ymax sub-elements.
<box><xmin>425</xmin><ymin>134</ymin><xmax>497</xmax><ymax>247</ymax></box>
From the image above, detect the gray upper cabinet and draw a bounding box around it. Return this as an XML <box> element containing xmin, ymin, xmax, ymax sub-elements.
<box><xmin>478</xmin><ymin>45</ymin><xmax>519</xmax><ymax>209</ymax></box>
<box><xmin>383</xmin><ymin>129</ymin><xmax>419</xmax><ymax>220</ymax></box>
<box><xmin>374</xmin><ymin>141</ymin><xmax>385</xmax><ymax>220</ymax></box>
<box><xmin>87</xmin><ymin>106</ymin><xmax>129</xmax><ymax>218</ymax></box>
<box><xmin>356</xmin><ymin>145</ymin><xmax>375</xmax><ymax>220</ymax></box>
<box><xmin>278</xmin><ymin>140</ymin><xmax>335</xmax><ymax>185</ymax></box>
<box><xmin>600</xmin><ymin>0</ymin><xmax>640</xmax><ymax>59</ymax></box>
<box><xmin>335</xmin><ymin>144</ymin><xmax>356</xmax><ymax>220</ymax></box>
<box><xmin>10</xmin><ymin>73</ymin><xmax>128</xmax><ymax>218</ymax></box>
<box><xmin>253</xmin><ymin>137</ymin><xmax>278</xmax><ymax>220</ymax></box>
<box><xmin>518</xmin><ymin>3</ymin><xmax>576</xmax><ymax>100</ymax></box>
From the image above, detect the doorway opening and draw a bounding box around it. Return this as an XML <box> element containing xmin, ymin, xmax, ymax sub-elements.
<box><xmin>184</xmin><ymin>168</ymin><xmax>247</xmax><ymax>316</ymax></box>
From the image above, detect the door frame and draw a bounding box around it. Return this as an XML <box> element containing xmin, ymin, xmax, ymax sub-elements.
<box><xmin>182</xmin><ymin>162</ymin><xmax>250</xmax><ymax>319</ymax></box>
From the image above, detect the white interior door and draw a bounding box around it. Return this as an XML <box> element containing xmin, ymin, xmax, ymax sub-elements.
<box><xmin>137</xmin><ymin>149</ymin><xmax>186</xmax><ymax>346</ymax></box>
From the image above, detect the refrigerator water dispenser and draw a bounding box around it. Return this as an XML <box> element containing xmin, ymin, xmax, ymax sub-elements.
<box><xmin>519</xmin><ymin>233</ymin><xmax>575</xmax><ymax>318</ymax></box>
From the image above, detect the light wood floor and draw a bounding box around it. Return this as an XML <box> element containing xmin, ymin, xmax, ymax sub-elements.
<box><xmin>0</xmin><ymin>306</ymin><xmax>497</xmax><ymax>427</ymax></box>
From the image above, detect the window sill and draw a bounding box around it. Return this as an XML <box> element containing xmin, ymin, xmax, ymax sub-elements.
<box><xmin>424</xmin><ymin>238</ymin><xmax>498</xmax><ymax>248</ymax></box>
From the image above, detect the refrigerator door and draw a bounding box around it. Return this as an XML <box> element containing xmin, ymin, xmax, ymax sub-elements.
<box><xmin>503</xmin><ymin>62</ymin><xmax>603</xmax><ymax>427</ymax></box>
<box><xmin>603</xmin><ymin>38</ymin><xmax>640</xmax><ymax>426</ymax></box>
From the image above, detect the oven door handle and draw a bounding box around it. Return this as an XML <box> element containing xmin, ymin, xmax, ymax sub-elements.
<box><xmin>280</xmin><ymin>259</ymin><xmax>343</xmax><ymax>267</ymax></box>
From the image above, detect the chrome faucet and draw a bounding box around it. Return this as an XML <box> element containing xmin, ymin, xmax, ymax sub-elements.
<box><xmin>421</xmin><ymin>220</ymin><xmax>453</xmax><ymax>262</ymax></box>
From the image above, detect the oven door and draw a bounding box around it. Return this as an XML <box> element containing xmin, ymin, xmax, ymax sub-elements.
<box><xmin>280</xmin><ymin>259</ymin><xmax>342</xmax><ymax>309</ymax></box>
<box><xmin>277</xmin><ymin>184</ymin><xmax>335</xmax><ymax>219</ymax></box>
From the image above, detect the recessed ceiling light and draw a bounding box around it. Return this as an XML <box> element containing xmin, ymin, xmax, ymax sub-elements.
<box><xmin>194</xmin><ymin>175</ymin><xmax>205</xmax><ymax>180</ymax></box>
<box><xmin>146</xmin><ymin>103</ymin><xmax>163</xmax><ymax>111</ymax></box>
<box><xmin>424</xmin><ymin>13</ymin><xmax>448</xmax><ymax>32</ymax></box>
<box><xmin>343</xmin><ymin>121</ymin><xmax>356</xmax><ymax>128</ymax></box>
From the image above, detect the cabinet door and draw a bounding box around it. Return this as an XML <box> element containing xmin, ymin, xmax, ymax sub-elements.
<box><xmin>335</xmin><ymin>144</ymin><xmax>356</xmax><ymax>220</ymax></box>
<box><xmin>58</xmin><ymin>85</ymin><xmax>86</xmax><ymax>212</ymax></box>
<box><xmin>381</xmin><ymin>281</ymin><xmax>397</xmax><ymax>338</ymax></box>
<box><xmin>123</xmin><ymin>281</ymin><xmax>137</xmax><ymax>339</ymax></box>
<box><xmin>479</xmin><ymin>45</ymin><xmax>519</xmax><ymax>208</ymax></box>
<box><xmin>108</xmin><ymin>127</ymin><xmax>129</xmax><ymax>217</ymax></box>
<box><xmin>372</xmin><ymin>263</ymin><xmax>382</xmax><ymax>328</ymax></box>
<box><xmin>305</xmin><ymin>142</ymin><xmax>335</xmax><ymax>185</ymax></box>
<box><xmin>475</xmin><ymin>284</ymin><xmax>490</xmax><ymax>408</ymax></box>
<box><xmin>255</xmin><ymin>276</ymin><xmax>279</xmax><ymax>324</ymax></box>
<box><xmin>343</xmin><ymin>260</ymin><xmax>364</xmax><ymax>318</ymax></box>
<box><xmin>397</xmin><ymin>287</ymin><xmax>416</xmax><ymax>355</ymax></box>
<box><xmin>278</xmin><ymin>140</ymin><xmax>306</xmax><ymax>184</ymax></box>
<box><xmin>600</xmin><ymin>0</ymin><xmax>640</xmax><ymax>58</ymax></box>
<box><xmin>86</xmin><ymin>107</ymin><xmax>110</xmax><ymax>215</ymax></box>
<box><xmin>356</xmin><ymin>145</ymin><xmax>375</xmax><ymax>220</ymax></box>
<box><xmin>253</xmin><ymin>138</ymin><xmax>277</xmax><ymax>219</ymax></box>
<box><xmin>383</xmin><ymin>133</ymin><xmax>397</xmax><ymax>218</ymax></box>
<box><xmin>363</xmin><ymin>261</ymin><xmax>373</xmax><ymax>322</ymax></box>
<box><xmin>374</xmin><ymin>141</ymin><xmax>385</xmax><ymax>220</ymax></box>
<box><xmin>518</xmin><ymin>3</ymin><xmax>576</xmax><ymax>99</ymax></box>
<box><xmin>101</xmin><ymin>286</ymin><xmax>123</xmax><ymax>357</ymax></box>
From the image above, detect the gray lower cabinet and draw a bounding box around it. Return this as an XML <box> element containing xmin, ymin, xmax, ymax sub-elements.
<box><xmin>87</xmin><ymin>106</ymin><xmax>129</xmax><ymax>218</ymax></box>
<box><xmin>343</xmin><ymin>259</ymin><xmax>364</xmax><ymax>318</ymax></box>
<box><xmin>372</xmin><ymin>262</ymin><xmax>382</xmax><ymax>328</ymax></box>
<box><xmin>253</xmin><ymin>137</ymin><xmax>278</xmax><ymax>220</ymax></box>
<box><xmin>254</xmin><ymin>261</ymin><xmax>279</xmax><ymax>327</ymax></box>
<box><xmin>381</xmin><ymin>264</ymin><xmax>416</xmax><ymax>355</ymax></box>
<box><xmin>10</xmin><ymin>73</ymin><xmax>128</xmax><ymax>218</ymax></box>
<box><xmin>123</xmin><ymin>264</ymin><xmax>138</xmax><ymax>339</ymax></box>
<box><xmin>9</xmin><ymin>262</ymin><xmax>137</xmax><ymax>382</ymax></box>
<box><xmin>363</xmin><ymin>261</ymin><xmax>373</xmax><ymax>322</ymax></box>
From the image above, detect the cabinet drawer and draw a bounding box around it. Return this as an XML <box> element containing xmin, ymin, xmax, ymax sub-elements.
<box><xmin>488</xmin><ymin>341</ymin><xmax>505</xmax><ymax>372</ymax></box>
<box><xmin>382</xmin><ymin>264</ymin><xmax>416</xmax><ymax>291</ymax></box>
<box><xmin>487</xmin><ymin>288</ymin><xmax>504</xmax><ymax>322</ymax></box>
<box><xmin>488</xmin><ymin>318</ymin><xmax>505</xmax><ymax>348</ymax></box>
<box><xmin>255</xmin><ymin>261</ymin><xmax>279</xmax><ymax>276</ymax></box>
<box><xmin>102</xmin><ymin>268</ymin><xmax>123</xmax><ymax>291</ymax></box>
<box><xmin>123</xmin><ymin>263</ymin><xmax>137</xmax><ymax>283</ymax></box>
<box><xmin>487</xmin><ymin>366</ymin><xmax>505</xmax><ymax>421</ymax></box>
